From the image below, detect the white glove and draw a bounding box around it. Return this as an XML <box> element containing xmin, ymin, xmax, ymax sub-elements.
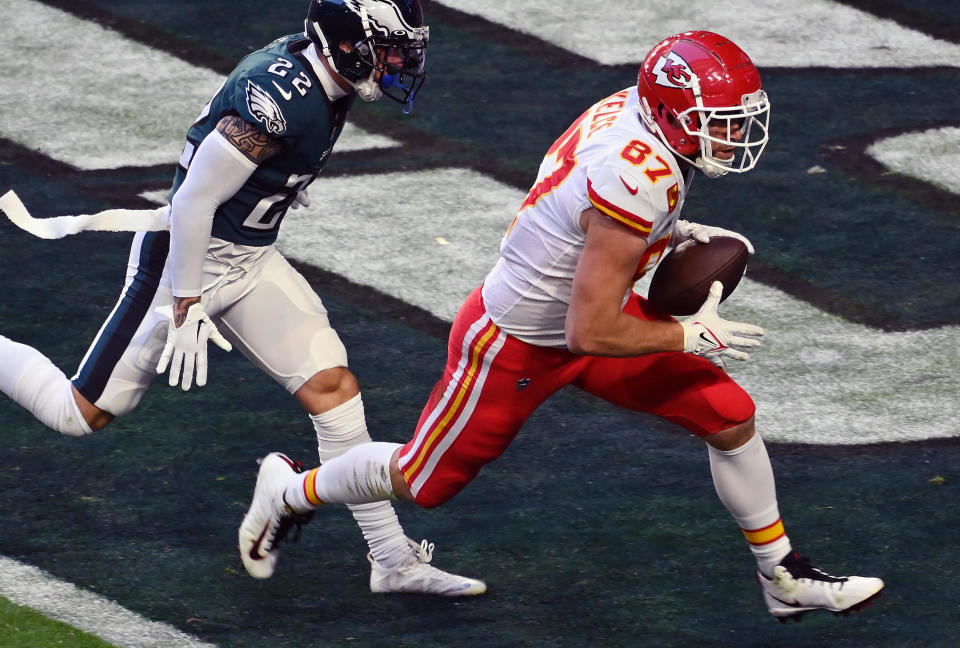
<box><xmin>155</xmin><ymin>302</ymin><xmax>232</xmax><ymax>390</ymax></box>
<box><xmin>680</xmin><ymin>281</ymin><xmax>763</xmax><ymax>367</ymax></box>
<box><xmin>674</xmin><ymin>219</ymin><xmax>754</xmax><ymax>254</ymax></box>
<box><xmin>290</xmin><ymin>189</ymin><xmax>310</xmax><ymax>210</ymax></box>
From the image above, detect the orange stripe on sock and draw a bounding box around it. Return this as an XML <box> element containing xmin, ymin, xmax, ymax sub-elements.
<box><xmin>303</xmin><ymin>468</ymin><xmax>324</xmax><ymax>507</ymax></box>
<box><xmin>742</xmin><ymin>519</ymin><xmax>785</xmax><ymax>545</ymax></box>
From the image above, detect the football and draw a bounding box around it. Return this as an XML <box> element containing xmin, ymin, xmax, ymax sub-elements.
<box><xmin>646</xmin><ymin>236</ymin><xmax>749</xmax><ymax>316</ymax></box>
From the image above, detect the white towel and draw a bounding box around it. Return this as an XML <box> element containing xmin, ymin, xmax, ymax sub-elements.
<box><xmin>0</xmin><ymin>190</ymin><xmax>169</xmax><ymax>239</ymax></box>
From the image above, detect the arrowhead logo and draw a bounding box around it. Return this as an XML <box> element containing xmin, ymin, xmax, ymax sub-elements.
<box><xmin>652</xmin><ymin>52</ymin><xmax>695</xmax><ymax>89</ymax></box>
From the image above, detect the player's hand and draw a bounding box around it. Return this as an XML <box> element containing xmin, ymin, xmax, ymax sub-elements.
<box><xmin>674</xmin><ymin>219</ymin><xmax>754</xmax><ymax>254</ymax></box>
<box><xmin>155</xmin><ymin>302</ymin><xmax>232</xmax><ymax>390</ymax></box>
<box><xmin>680</xmin><ymin>281</ymin><xmax>763</xmax><ymax>367</ymax></box>
<box><xmin>290</xmin><ymin>188</ymin><xmax>310</xmax><ymax>210</ymax></box>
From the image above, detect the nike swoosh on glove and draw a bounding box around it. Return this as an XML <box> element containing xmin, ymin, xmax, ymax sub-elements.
<box><xmin>674</xmin><ymin>219</ymin><xmax>755</xmax><ymax>254</ymax></box>
<box><xmin>155</xmin><ymin>302</ymin><xmax>232</xmax><ymax>390</ymax></box>
<box><xmin>679</xmin><ymin>281</ymin><xmax>763</xmax><ymax>368</ymax></box>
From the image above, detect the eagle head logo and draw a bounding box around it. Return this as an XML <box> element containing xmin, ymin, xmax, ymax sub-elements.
<box><xmin>245</xmin><ymin>81</ymin><xmax>287</xmax><ymax>135</ymax></box>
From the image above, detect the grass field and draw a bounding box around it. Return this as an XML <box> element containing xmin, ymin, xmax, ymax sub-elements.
<box><xmin>1</xmin><ymin>1</ymin><xmax>959</xmax><ymax>646</ymax></box>
<box><xmin>0</xmin><ymin>596</ymin><xmax>115</xmax><ymax>648</ymax></box>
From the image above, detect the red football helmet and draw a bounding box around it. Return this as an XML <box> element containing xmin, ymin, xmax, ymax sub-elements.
<box><xmin>637</xmin><ymin>31</ymin><xmax>770</xmax><ymax>177</ymax></box>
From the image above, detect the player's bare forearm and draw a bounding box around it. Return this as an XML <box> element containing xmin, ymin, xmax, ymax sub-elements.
<box><xmin>173</xmin><ymin>296</ymin><xmax>201</xmax><ymax>327</ymax></box>
<box><xmin>216</xmin><ymin>116</ymin><xmax>285</xmax><ymax>164</ymax></box>
<box><xmin>567</xmin><ymin>208</ymin><xmax>685</xmax><ymax>356</ymax></box>
<box><xmin>615</xmin><ymin>318</ymin><xmax>684</xmax><ymax>356</ymax></box>
<box><xmin>566</xmin><ymin>307</ymin><xmax>684</xmax><ymax>356</ymax></box>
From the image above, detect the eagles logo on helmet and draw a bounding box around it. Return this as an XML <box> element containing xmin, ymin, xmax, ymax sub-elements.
<box><xmin>637</xmin><ymin>31</ymin><xmax>770</xmax><ymax>178</ymax></box>
<box><xmin>304</xmin><ymin>0</ymin><xmax>428</xmax><ymax>110</ymax></box>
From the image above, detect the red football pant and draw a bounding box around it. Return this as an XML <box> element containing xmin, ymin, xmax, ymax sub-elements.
<box><xmin>398</xmin><ymin>287</ymin><xmax>755</xmax><ymax>507</ymax></box>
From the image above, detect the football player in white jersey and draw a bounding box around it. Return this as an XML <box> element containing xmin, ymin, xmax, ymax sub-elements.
<box><xmin>0</xmin><ymin>0</ymin><xmax>485</xmax><ymax>597</ymax></box>
<box><xmin>239</xmin><ymin>31</ymin><xmax>884</xmax><ymax>620</ymax></box>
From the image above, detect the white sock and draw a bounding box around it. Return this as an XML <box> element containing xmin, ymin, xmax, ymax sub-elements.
<box><xmin>287</xmin><ymin>442</ymin><xmax>399</xmax><ymax>505</ymax></box>
<box><xmin>708</xmin><ymin>433</ymin><xmax>791</xmax><ymax>577</ymax></box>
<box><xmin>0</xmin><ymin>336</ymin><xmax>91</xmax><ymax>437</ymax></box>
<box><xmin>310</xmin><ymin>395</ymin><xmax>411</xmax><ymax>567</ymax></box>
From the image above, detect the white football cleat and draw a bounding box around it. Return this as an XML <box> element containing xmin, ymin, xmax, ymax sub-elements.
<box><xmin>758</xmin><ymin>551</ymin><xmax>884</xmax><ymax>622</ymax></box>
<box><xmin>369</xmin><ymin>538</ymin><xmax>487</xmax><ymax>596</ymax></box>
<box><xmin>238</xmin><ymin>452</ymin><xmax>314</xmax><ymax>580</ymax></box>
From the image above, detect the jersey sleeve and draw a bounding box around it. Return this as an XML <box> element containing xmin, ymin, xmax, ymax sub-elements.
<box><xmin>225</xmin><ymin>69</ymin><xmax>311</xmax><ymax>141</ymax></box>
<box><xmin>586</xmin><ymin>157</ymin><xmax>680</xmax><ymax>239</ymax></box>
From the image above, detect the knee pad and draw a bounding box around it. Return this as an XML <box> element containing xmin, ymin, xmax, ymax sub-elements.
<box><xmin>307</xmin><ymin>327</ymin><xmax>348</xmax><ymax>375</ymax></box>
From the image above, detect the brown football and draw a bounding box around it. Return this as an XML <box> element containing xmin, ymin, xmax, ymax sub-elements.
<box><xmin>646</xmin><ymin>236</ymin><xmax>749</xmax><ymax>316</ymax></box>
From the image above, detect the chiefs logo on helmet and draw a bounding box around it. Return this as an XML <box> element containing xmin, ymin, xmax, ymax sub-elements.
<box><xmin>652</xmin><ymin>52</ymin><xmax>694</xmax><ymax>89</ymax></box>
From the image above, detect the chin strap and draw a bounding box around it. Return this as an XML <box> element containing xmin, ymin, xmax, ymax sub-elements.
<box><xmin>311</xmin><ymin>9</ymin><xmax>383</xmax><ymax>102</ymax></box>
<box><xmin>310</xmin><ymin>20</ymin><xmax>335</xmax><ymax>68</ymax></box>
<box><xmin>353</xmin><ymin>6</ymin><xmax>381</xmax><ymax>101</ymax></box>
<box><xmin>696</xmin><ymin>156</ymin><xmax>731</xmax><ymax>178</ymax></box>
<box><xmin>310</xmin><ymin>18</ymin><xmax>366</xmax><ymax>95</ymax></box>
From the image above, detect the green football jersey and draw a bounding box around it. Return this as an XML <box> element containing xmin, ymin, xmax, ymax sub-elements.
<box><xmin>168</xmin><ymin>34</ymin><xmax>355</xmax><ymax>246</ymax></box>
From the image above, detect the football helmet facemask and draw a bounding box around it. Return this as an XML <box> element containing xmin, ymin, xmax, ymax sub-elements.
<box><xmin>637</xmin><ymin>31</ymin><xmax>770</xmax><ymax>178</ymax></box>
<box><xmin>305</xmin><ymin>0</ymin><xmax>428</xmax><ymax>109</ymax></box>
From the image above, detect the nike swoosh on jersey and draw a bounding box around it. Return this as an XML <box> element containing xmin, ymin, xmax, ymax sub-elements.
<box><xmin>272</xmin><ymin>81</ymin><xmax>293</xmax><ymax>101</ymax></box>
<box><xmin>619</xmin><ymin>175</ymin><xmax>639</xmax><ymax>195</ymax></box>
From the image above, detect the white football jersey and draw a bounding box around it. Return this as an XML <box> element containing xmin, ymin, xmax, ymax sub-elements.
<box><xmin>482</xmin><ymin>87</ymin><xmax>692</xmax><ymax>347</ymax></box>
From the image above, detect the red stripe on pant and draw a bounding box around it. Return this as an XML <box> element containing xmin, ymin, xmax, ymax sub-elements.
<box><xmin>400</xmin><ymin>311</ymin><xmax>503</xmax><ymax>502</ymax></box>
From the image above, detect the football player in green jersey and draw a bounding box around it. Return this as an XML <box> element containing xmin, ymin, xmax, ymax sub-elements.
<box><xmin>0</xmin><ymin>0</ymin><xmax>484</xmax><ymax>596</ymax></box>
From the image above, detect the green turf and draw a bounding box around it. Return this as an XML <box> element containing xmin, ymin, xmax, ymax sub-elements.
<box><xmin>38</xmin><ymin>0</ymin><xmax>960</xmax><ymax>327</ymax></box>
<box><xmin>0</xmin><ymin>595</ymin><xmax>117</xmax><ymax>648</ymax></box>
<box><xmin>1</xmin><ymin>206</ymin><xmax>958</xmax><ymax>645</ymax></box>
<box><xmin>2</xmin><ymin>2</ymin><xmax>960</xmax><ymax>647</ymax></box>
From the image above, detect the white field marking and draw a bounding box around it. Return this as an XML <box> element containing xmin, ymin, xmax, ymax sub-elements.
<box><xmin>274</xmin><ymin>168</ymin><xmax>960</xmax><ymax>445</ymax></box>
<box><xmin>11</xmin><ymin>0</ymin><xmax>960</xmax><ymax>441</ymax></box>
<box><xmin>0</xmin><ymin>555</ymin><xmax>217</xmax><ymax>648</ymax></box>
<box><xmin>635</xmin><ymin>273</ymin><xmax>960</xmax><ymax>444</ymax></box>
<box><xmin>0</xmin><ymin>0</ymin><xmax>397</xmax><ymax>171</ymax></box>
<box><xmin>275</xmin><ymin>168</ymin><xmax>516</xmax><ymax>319</ymax></box>
<box><xmin>436</xmin><ymin>0</ymin><xmax>960</xmax><ymax>196</ymax></box>
<box><xmin>434</xmin><ymin>0</ymin><xmax>960</xmax><ymax>67</ymax></box>
<box><xmin>3</xmin><ymin>1</ymin><xmax>953</xmax><ymax>643</ymax></box>
<box><xmin>868</xmin><ymin>127</ymin><xmax>960</xmax><ymax>194</ymax></box>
